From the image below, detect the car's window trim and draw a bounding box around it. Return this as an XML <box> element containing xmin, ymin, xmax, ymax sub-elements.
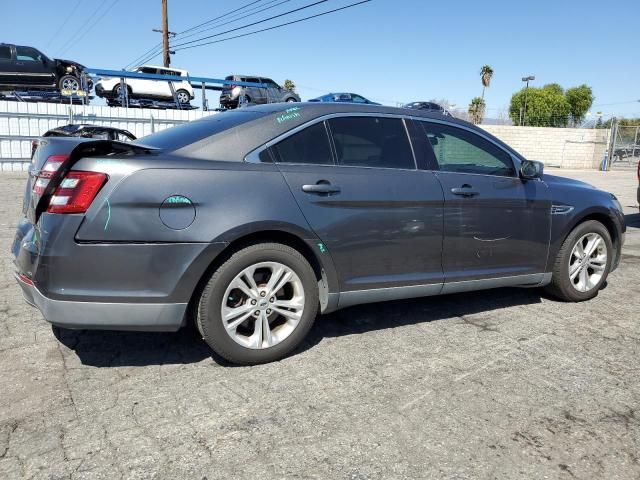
<box><xmin>416</xmin><ymin>119</ymin><xmax>519</xmax><ymax>179</ymax></box>
<box><xmin>412</xmin><ymin>117</ymin><xmax>523</xmax><ymax>176</ymax></box>
<box><xmin>245</xmin><ymin>112</ymin><xmax>419</xmax><ymax>171</ymax></box>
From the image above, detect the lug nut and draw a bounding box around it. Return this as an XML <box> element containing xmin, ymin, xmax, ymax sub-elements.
<box><xmin>251</xmin><ymin>299</ymin><xmax>257</xmax><ymax>305</ymax></box>
<box><xmin>269</xmin><ymin>297</ymin><xmax>275</xmax><ymax>303</ymax></box>
<box><xmin>260</xmin><ymin>291</ymin><xmax>266</xmax><ymax>297</ymax></box>
<box><xmin>254</xmin><ymin>310</ymin><xmax>260</xmax><ymax>316</ymax></box>
<box><xmin>266</xmin><ymin>309</ymin><xmax>272</xmax><ymax>315</ymax></box>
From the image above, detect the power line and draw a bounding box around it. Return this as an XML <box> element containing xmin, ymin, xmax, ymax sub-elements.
<box><xmin>59</xmin><ymin>0</ymin><xmax>120</xmax><ymax>56</ymax></box>
<box><xmin>46</xmin><ymin>0</ymin><xmax>83</xmax><ymax>47</ymax></box>
<box><xmin>172</xmin><ymin>0</ymin><xmax>330</xmax><ymax>49</ymax></box>
<box><xmin>178</xmin><ymin>0</ymin><xmax>265</xmax><ymax>35</ymax></box>
<box><xmin>125</xmin><ymin>44</ymin><xmax>164</xmax><ymax>70</ymax></box>
<box><xmin>173</xmin><ymin>0</ymin><xmax>372</xmax><ymax>52</ymax></box>
<box><xmin>56</xmin><ymin>0</ymin><xmax>107</xmax><ymax>55</ymax></box>
<box><xmin>124</xmin><ymin>0</ymin><xmax>269</xmax><ymax>68</ymax></box>
<box><xmin>177</xmin><ymin>0</ymin><xmax>292</xmax><ymax>42</ymax></box>
<box><xmin>134</xmin><ymin>0</ymin><xmax>291</xmax><ymax>69</ymax></box>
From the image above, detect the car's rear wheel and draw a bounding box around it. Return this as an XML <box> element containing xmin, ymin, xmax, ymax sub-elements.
<box><xmin>58</xmin><ymin>75</ymin><xmax>80</xmax><ymax>92</ymax></box>
<box><xmin>286</xmin><ymin>97</ymin><xmax>297</xmax><ymax>102</ymax></box>
<box><xmin>176</xmin><ymin>89</ymin><xmax>190</xmax><ymax>104</ymax></box>
<box><xmin>113</xmin><ymin>84</ymin><xmax>131</xmax><ymax>98</ymax></box>
<box><xmin>197</xmin><ymin>243</ymin><xmax>319</xmax><ymax>364</ymax></box>
<box><xmin>545</xmin><ymin>220</ymin><xmax>612</xmax><ymax>302</ymax></box>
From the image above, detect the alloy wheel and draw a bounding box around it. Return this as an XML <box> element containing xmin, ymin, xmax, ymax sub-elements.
<box><xmin>220</xmin><ymin>261</ymin><xmax>305</xmax><ymax>349</ymax></box>
<box><xmin>62</xmin><ymin>77</ymin><xmax>80</xmax><ymax>90</ymax></box>
<box><xmin>177</xmin><ymin>91</ymin><xmax>190</xmax><ymax>104</ymax></box>
<box><xmin>568</xmin><ymin>232</ymin><xmax>607</xmax><ymax>292</ymax></box>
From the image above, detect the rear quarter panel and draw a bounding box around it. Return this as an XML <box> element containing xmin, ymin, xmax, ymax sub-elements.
<box><xmin>73</xmin><ymin>158</ymin><xmax>340</xmax><ymax>301</ymax></box>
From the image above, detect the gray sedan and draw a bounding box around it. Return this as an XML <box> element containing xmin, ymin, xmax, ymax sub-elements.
<box><xmin>13</xmin><ymin>103</ymin><xmax>625</xmax><ymax>364</ymax></box>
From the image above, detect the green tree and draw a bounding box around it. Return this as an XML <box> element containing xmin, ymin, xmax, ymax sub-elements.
<box><xmin>565</xmin><ymin>84</ymin><xmax>594</xmax><ymax>125</ymax></box>
<box><xmin>468</xmin><ymin>97</ymin><xmax>486</xmax><ymax>124</ymax></box>
<box><xmin>509</xmin><ymin>84</ymin><xmax>571</xmax><ymax>127</ymax></box>
<box><xmin>480</xmin><ymin>65</ymin><xmax>494</xmax><ymax>100</ymax></box>
<box><xmin>283</xmin><ymin>79</ymin><xmax>296</xmax><ymax>92</ymax></box>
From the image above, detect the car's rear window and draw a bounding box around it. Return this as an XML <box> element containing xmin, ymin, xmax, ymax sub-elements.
<box><xmin>136</xmin><ymin>110</ymin><xmax>268</xmax><ymax>150</ymax></box>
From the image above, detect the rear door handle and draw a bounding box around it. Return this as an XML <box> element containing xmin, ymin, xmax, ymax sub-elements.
<box><xmin>302</xmin><ymin>183</ymin><xmax>341</xmax><ymax>195</ymax></box>
<box><xmin>451</xmin><ymin>187</ymin><xmax>479</xmax><ymax>197</ymax></box>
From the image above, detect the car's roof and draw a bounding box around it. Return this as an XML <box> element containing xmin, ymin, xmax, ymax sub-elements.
<box><xmin>228</xmin><ymin>74</ymin><xmax>272</xmax><ymax>79</ymax></box>
<box><xmin>139</xmin><ymin>65</ymin><xmax>187</xmax><ymax>73</ymax></box>
<box><xmin>139</xmin><ymin>102</ymin><xmax>519</xmax><ymax>164</ymax></box>
<box><xmin>241</xmin><ymin>102</ymin><xmax>460</xmax><ymax>122</ymax></box>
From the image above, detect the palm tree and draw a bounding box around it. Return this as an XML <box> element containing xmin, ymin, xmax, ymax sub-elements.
<box><xmin>480</xmin><ymin>65</ymin><xmax>494</xmax><ymax>100</ymax></box>
<box><xmin>468</xmin><ymin>97</ymin><xmax>486</xmax><ymax>124</ymax></box>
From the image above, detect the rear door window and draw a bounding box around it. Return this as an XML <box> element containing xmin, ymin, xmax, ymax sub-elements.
<box><xmin>419</xmin><ymin>121</ymin><xmax>515</xmax><ymax>176</ymax></box>
<box><xmin>328</xmin><ymin>116</ymin><xmax>415</xmax><ymax>169</ymax></box>
<box><xmin>271</xmin><ymin>122</ymin><xmax>333</xmax><ymax>165</ymax></box>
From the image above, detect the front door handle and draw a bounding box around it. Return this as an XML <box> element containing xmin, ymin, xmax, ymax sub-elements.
<box><xmin>302</xmin><ymin>183</ymin><xmax>341</xmax><ymax>195</ymax></box>
<box><xmin>451</xmin><ymin>185</ymin><xmax>479</xmax><ymax>197</ymax></box>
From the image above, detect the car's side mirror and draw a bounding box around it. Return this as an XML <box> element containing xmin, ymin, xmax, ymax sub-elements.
<box><xmin>520</xmin><ymin>159</ymin><xmax>544</xmax><ymax>180</ymax></box>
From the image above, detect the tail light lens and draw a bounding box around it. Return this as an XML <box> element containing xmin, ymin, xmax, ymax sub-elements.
<box><xmin>33</xmin><ymin>155</ymin><xmax>68</xmax><ymax>195</ymax></box>
<box><xmin>47</xmin><ymin>171</ymin><xmax>107</xmax><ymax>214</ymax></box>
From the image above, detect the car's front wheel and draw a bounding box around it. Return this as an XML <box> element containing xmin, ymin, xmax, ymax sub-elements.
<box><xmin>176</xmin><ymin>89</ymin><xmax>190</xmax><ymax>104</ymax></box>
<box><xmin>197</xmin><ymin>243</ymin><xmax>319</xmax><ymax>364</ymax></box>
<box><xmin>286</xmin><ymin>97</ymin><xmax>298</xmax><ymax>102</ymax></box>
<box><xmin>58</xmin><ymin>75</ymin><xmax>80</xmax><ymax>92</ymax></box>
<box><xmin>545</xmin><ymin>220</ymin><xmax>612</xmax><ymax>301</ymax></box>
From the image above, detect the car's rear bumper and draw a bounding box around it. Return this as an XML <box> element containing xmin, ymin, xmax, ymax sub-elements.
<box><xmin>15</xmin><ymin>272</ymin><xmax>186</xmax><ymax>331</ymax></box>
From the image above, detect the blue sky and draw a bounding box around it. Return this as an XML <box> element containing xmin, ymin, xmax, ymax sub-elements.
<box><xmin>3</xmin><ymin>0</ymin><xmax>639</xmax><ymax>117</ymax></box>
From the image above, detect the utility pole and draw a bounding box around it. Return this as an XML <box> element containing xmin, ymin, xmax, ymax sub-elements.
<box><xmin>152</xmin><ymin>0</ymin><xmax>176</xmax><ymax>67</ymax></box>
<box><xmin>161</xmin><ymin>0</ymin><xmax>170</xmax><ymax>67</ymax></box>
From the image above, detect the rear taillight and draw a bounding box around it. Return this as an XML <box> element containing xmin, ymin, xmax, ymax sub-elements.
<box><xmin>33</xmin><ymin>155</ymin><xmax>68</xmax><ymax>195</ymax></box>
<box><xmin>31</xmin><ymin>139</ymin><xmax>39</xmax><ymax>158</ymax></box>
<box><xmin>46</xmin><ymin>171</ymin><xmax>107</xmax><ymax>214</ymax></box>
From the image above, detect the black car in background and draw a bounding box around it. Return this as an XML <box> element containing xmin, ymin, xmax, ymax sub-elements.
<box><xmin>0</xmin><ymin>43</ymin><xmax>91</xmax><ymax>93</ymax></box>
<box><xmin>31</xmin><ymin>124</ymin><xmax>136</xmax><ymax>158</ymax></box>
<box><xmin>404</xmin><ymin>101</ymin><xmax>451</xmax><ymax>116</ymax></box>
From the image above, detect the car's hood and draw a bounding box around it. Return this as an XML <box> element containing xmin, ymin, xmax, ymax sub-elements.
<box><xmin>543</xmin><ymin>173</ymin><xmax>596</xmax><ymax>190</ymax></box>
<box><xmin>53</xmin><ymin>58</ymin><xmax>86</xmax><ymax>70</ymax></box>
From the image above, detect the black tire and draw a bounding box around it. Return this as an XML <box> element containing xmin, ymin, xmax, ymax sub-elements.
<box><xmin>58</xmin><ymin>75</ymin><xmax>80</xmax><ymax>92</ymax></box>
<box><xmin>286</xmin><ymin>97</ymin><xmax>298</xmax><ymax>102</ymax></box>
<box><xmin>176</xmin><ymin>89</ymin><xmax>190</xmax><ymax>104</ymax></box>
<box><xmin>197</xmin><ymin>243</ymin><xmax>319</xmax><ymax>365</ymax></box>
<box><xmin>544</xmin><ymin>220</ymin><xmax>612</xmax><ymax>302</ymax></box>
<box><xmin>113</xmin><ymin>84</ymin><xmax>131</xmax><ymax>98</ymax></box>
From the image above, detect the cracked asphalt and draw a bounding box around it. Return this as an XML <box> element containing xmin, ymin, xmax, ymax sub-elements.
<box><xmin>1</xmin><ymin>168</ymin><xmax>639</xmax><ymax>480</ymax></box>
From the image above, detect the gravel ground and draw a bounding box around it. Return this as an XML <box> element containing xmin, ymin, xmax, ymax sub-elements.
<box><xmin>0</xmin><ymin>169</ymin><xmax>639</xmax><ymax>480</ymax></box>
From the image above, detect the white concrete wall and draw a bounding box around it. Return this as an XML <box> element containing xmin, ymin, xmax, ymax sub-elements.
<box><xmin>0</xmin><ymin>100</ymin><xmax>216</xmax><ymax>169</ymax></box>
<box><xmin>481</xmin><ymin>125</ymin><xmax>610</xmax><ymax>169</ymax></box>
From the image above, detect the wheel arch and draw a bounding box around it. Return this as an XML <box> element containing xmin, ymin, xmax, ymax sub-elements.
<box><xmin>548</xmin><ymin>207</ymin><xmax>622</xmax><ymax>272</ymax></box>
<box><xmin>185</xmin><ymin>229</ymin><xmax>340</xmax><ymax>326</ymax></box>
